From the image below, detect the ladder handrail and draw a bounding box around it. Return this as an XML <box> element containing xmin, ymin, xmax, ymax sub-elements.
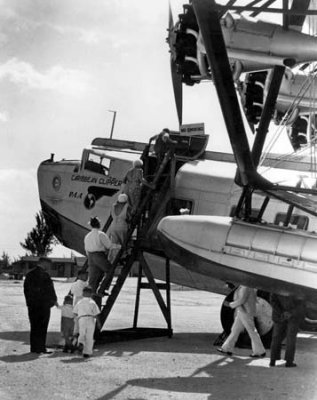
<box><xmin>96</xmin><ymin>147</ymin><xmax>176</xmax><ymax>296</ymax></box>
<box><xmin>102</xmin><ymin>214</ymin><xmax>113</xmax><ymax>233</ymax></box>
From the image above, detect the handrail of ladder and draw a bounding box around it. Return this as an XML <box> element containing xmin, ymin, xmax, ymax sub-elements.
<box><xmin>96</xmin><ymin>147</ymin><xmax>176</xmax><ymax>296</ymax></box>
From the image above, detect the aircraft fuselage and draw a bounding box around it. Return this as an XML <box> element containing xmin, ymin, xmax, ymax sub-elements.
<box><xmin>38</xmin><ymin>141</ymin><xmax>317</xmax><ymax>302</ymax></box>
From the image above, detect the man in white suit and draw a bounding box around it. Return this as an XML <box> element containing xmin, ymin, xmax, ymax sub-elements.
<box><xmin>217</xmin><ymin>285</ymin><xmax>266</xmax><ymax>357</ymax></box>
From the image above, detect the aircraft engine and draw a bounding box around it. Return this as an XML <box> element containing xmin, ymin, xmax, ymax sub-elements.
<box><xmin>241</xmin><ymin>71</ymin><xmax>267</xmax><ymax>126</ymax></box>
<box><xmin>242</xmin><ymin>68</ymin><xmax>317</xmax><ymax>150</ymax></box>
<box><xmin>286</xmin><ymin>115</ymin><xmax>316</xmax><ymax>151</ymax></box>
<box><xmin>172</xmin><ymin>4</ymin><xmax>209</xmax><ymax>86</ymax></box>
<box><xmin>168</xmin><ymin>3</ymin><xmax>317</xmax><ymax>86</ymax></box>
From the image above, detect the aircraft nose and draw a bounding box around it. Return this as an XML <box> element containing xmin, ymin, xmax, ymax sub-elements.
<box><xmin>157</xmin><ymin>215</ymin><xmax>200</xmax><ymax>247</ymax></box>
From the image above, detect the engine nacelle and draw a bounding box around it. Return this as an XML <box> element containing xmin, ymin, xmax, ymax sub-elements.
<box><xmin>168</xmin><ymin>3</ymin><xmax>317</xmax><ymax>86</ymax></box>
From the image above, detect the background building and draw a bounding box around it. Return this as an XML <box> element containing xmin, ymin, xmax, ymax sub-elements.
<box><xmin>10</xmin><ymin>256</ymin><xmax>86</xmax><ymax>279</ymax></box>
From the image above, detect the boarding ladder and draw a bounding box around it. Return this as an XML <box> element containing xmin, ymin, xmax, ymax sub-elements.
<box><xmin>95</xmin><ymin>146</ymin><xmax>177</xmax><ymax>341</ymax></box>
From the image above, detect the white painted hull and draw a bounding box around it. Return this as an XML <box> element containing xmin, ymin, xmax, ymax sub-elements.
<box><xmin>37</xmin><ymin>159</ymin><xmax>122</xmax><ymax>252</ymax></box>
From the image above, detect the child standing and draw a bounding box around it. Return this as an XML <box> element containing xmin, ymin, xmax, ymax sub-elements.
<box><xmin>59</xmin><ymin>295</ymin><xmax>75</xmax><ymax>353</ymax></box>
<box><xmin>73</xmin><ymin>286</ymin><xmax>101</xmax><ymax>358</ymax></box>
<box><xmin>70</xmin><ymin>270</ymin><xmax>88</xmax><ymax>344</ymax></box>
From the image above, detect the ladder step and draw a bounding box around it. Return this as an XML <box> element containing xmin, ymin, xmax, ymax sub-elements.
<box><xmin>139</xmin><ymin>282</ymin><xmax>168</xmax><ymax>290</ymax></box>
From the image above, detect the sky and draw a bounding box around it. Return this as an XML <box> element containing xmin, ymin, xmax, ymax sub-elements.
<box><xmin>0</xmin><ymin>0</ymin><xmax>292</xmax><ymax>260</ymax></box>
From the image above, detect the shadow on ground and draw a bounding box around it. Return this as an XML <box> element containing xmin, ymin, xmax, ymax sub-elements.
<box><xmin>0</xmin><ymin>331</ymin><xmax>60</xmax><ymax>346</ymax></box>
<box><xmin>93</xmin><ymin>353</ymin><xmax>316</xmax><ymax>400</ymax></box>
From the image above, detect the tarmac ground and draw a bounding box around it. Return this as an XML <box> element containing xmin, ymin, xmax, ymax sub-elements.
<box><xmin>0</xmin><ymin>278</ymin><xmax>316</xmax><ymax>400</ymax></box>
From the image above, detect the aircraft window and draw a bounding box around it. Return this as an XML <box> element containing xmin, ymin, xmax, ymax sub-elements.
<box><xmin>73</xmin><ymin>164</ymin><xmax>80</xmax><ymax>173</ymax></box>
<box><xmin>169</xmin><ymin>198</ymin><xmax>193</xmax><ymax>215</ymax></box>
<box><xmin>84</xmin><ymin>153</ymin><xmax>110</xmax><ymax>175</ymax></box>
<box><xmin>274</xmin><ymin>213</ymin><xmax>309</xmax><ymax>230</ymax></box>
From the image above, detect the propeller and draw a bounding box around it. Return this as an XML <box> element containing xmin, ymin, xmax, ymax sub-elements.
<box><xmin>167</xmin><ymin>1</ymin><xmax>183</xmax><ymax>126</ymax></box>
<box><xmin>170</xmin><ymin>54</ymin><xmax>183</xmax><ymax>126</ymax></box>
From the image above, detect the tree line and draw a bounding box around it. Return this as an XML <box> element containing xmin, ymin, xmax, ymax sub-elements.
<box><xmin>1</xmin><ymin>211</ymin><xmax>57</xmax><ymax>269</ymax></box>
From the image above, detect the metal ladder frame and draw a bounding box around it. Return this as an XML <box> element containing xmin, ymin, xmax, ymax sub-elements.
<box><xmin>96</xmin><ymin>148</ymin><xmax>176</xmax><ymax>342</ymax></box>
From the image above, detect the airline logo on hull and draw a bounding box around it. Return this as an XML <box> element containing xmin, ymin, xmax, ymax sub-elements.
<box><xmin>71</xmin><ymin>174</ymin><xmax>122</xmax><ymax>187</ymax></box>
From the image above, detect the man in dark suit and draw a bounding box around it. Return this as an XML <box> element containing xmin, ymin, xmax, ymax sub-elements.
<box><xmin>269</xmin><ymin>293</ymin><xmax>305</xmax><ymax>368</ymax></box>
<box><xmin>24</xmin><ymin>257</ymin><xmax>58</xmax><ymax>354</ymax></box>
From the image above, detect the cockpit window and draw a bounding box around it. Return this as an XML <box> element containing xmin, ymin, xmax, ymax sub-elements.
<box><xmin>84</xmin><ymin>153</ymin><xmax>110</xmax><ymax>175</ymax></box>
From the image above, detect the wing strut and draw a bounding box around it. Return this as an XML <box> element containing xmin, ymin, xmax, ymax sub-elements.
<box><xmin>252</xmin><ymin>66</ymin><xmax>285</xmax><ymax>168</ymax></box>
<box><xmin>250</xmin><ymin>0</ymin><xmax>276</xmax><ymax>18</ymax></box>
<box><xmin>192</xmin><ymin>0</ymin><xmax>263</xmax><ymax>187</ymax></box>
<box><xmin>282</xmin><ymin>0</ymin><xmax>289</xmax><ymax>29</ymax></box>
<box><xmin>289</xmin><ymin>0</ymin><xmax>311</xmax><ymax>31</ymax></box>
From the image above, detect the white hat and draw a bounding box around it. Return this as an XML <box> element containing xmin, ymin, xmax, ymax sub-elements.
<box><xmin>118</xmin><ymin>193</ymin><xmax>128</xmax><ymax>203</ymax></box>
<box><xmin>133</xmin><ymin>159</ymin><xmax>143</xmax><ymax>168</ymax></box>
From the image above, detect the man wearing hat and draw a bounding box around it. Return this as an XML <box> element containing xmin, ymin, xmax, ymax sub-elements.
<box><xmin>153</xmin><ymin>128</ymin><xmax>177</xmax><ymax>166</ymax></box>
<box><xmin>84</xmin><ymin>216</ymin><xmax>113</xmax><ymax>300</ymax></box>
<box><xmin>23</xmin><ymin>257</ymin><xmax>58</xmax><ymax>354</ymax></box>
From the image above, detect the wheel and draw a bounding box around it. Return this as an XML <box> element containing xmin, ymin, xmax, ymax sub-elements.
<box><xmin>300</xmin><ymin>308</ymin><xmax>317</xmax><ymax>332</ymax></box>
<box><xmin>220</xmin><ymin>288</ymin><xmax>273</xmax><ymax>349</ymax></box>
<box><xmin>300</xmin><ymin>318</ymin><xmax>317</xmax><ymax>332</ymax></box>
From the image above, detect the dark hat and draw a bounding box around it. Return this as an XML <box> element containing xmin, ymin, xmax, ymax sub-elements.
<box><xmin>38</xmin><ymin>257</ymin><xmax>51</xmax><ymax>268</ymax></box>
<box><xmin>83</xmin><ymin>286</ymin><xmax>93</xmax><ymax>295</ymax></box>
<box><xmin>38</xmin><ymin>256</ymin><xmax>50</xmax><ymax>263</ymax></box>
<box><xmin>63</xmin><ymin>295</ymin><xmax>73</xmax><ymax>304</ymax></box>
<box><xmin>89</xmin><ymin>216</ymin><xmax>101</xmax><ymax>228</ymax></box>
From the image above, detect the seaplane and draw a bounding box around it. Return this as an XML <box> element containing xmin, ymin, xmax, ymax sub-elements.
<box><xmin>38</xmin><ymin>0</ymin><xmax>317</xmax><ymax>338</ymax></box>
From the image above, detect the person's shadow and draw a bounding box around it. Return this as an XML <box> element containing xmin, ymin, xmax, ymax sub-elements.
<box><xmin>0</xmin><ymin>352</ymin><xmax>40</xmax><ymax>363</ymax></box>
